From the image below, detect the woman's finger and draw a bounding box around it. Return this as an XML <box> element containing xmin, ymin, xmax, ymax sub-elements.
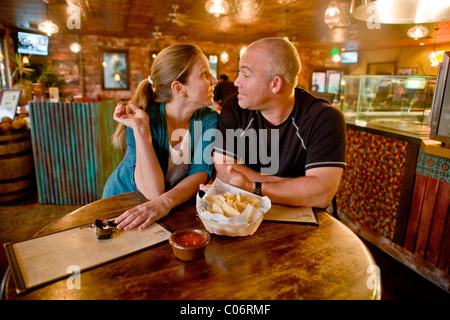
<box><xmin>138</xmin><ymin>217</ymin><xmax>155</xmax><ymax>231</ymax></box>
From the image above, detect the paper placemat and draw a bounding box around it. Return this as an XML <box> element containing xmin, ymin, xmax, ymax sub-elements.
<box><xmin>5</xmin><ymin>222</ymin><xmax>170</xmax><ymax>294</ymax></box>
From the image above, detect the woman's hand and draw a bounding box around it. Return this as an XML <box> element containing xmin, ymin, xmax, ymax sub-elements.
<box><xmin>114</xmin><ymin>196</ymin><xmax>171</xmax><ymax>231</ymax></box>
<box><xmin>113</xmin><ymin>103</ymin><xmax>150</xmax><ymax>136</ymax></box>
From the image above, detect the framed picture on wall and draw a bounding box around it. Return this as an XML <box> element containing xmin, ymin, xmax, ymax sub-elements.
<box><xmin>367</xmin><ymin>62</ymin><xmax>397</xmax><ymax>75</ymax></box>
<box><xmin>102</xmin><ymin>50</ymin><xmax>129</xmax><ymax>90</ymax></box>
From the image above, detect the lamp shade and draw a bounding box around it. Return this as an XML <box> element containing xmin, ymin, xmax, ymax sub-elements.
<box><xmin>351</xmin><ymin>0</ymin><xmax>450</xmax><ymax>24</ymax></box>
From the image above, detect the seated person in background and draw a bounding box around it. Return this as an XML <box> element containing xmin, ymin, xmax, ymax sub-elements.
<box><xmin>103</xmin><ymin>43</ymin><xmax>218</xmax><ymax>230</ymax></box>
<box><xmin>213</xmin><ymin>74</ymin><xmax>238</xmax><ymax>112</ymax></box>
<box><xmin>212</xmin><ymin>37</ymin><xmax>346</xmax><ymax>209</ymax></box>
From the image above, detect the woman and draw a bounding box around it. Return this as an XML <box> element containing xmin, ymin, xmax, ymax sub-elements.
<box><xmin>102</xmin><ymin>43</ymin><xmax>218</xmax><ymax>230</ymax></box>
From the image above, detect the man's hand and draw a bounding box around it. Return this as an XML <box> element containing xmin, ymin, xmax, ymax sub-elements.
<box><xmin>224</xmin><ymin>165</ymin><xmax>253</xmax><ymax>193</ymax></box>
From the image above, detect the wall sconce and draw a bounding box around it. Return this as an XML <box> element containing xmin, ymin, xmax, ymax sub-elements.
<box><xmin>22</xmin><ymin>55</ymin><xmax>30</xmax><ymax>64</ymax></box>
<box><xmin>70</xmin><ymin>42</ymin><xmax>81</xmax><ymax>53</ymax></box>
<box><xmin>220</xmin><ymin>51</ymin><xmax>229</xmax><ymax>64</ymax></box>
<box><xmin>205</xmin><ymin>0</ymin><xmax>229</xmax><ymax>17</ymax></box>
<box><xmin>332</xmin><ymin>48</ymin><xmax>341</xmax><ymax>62</ymax></box>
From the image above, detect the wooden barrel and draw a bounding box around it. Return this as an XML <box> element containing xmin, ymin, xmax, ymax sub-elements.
<box><xmin>0</xmin><ymin>129</ymin><xmax>35</xmax><ymax>203</ymax></box>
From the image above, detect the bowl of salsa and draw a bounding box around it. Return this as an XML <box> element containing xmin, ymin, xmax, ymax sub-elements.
<box><xmin>169</xmin><ymin>228</ymin><xmax>210</xmax><ymax>261</ymax></box>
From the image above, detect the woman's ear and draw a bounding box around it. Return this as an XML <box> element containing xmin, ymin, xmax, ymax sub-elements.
<box><xmin>171</xmin><ymin>80</ymin><xmax>186</xmax><ymax>97</ymax></box>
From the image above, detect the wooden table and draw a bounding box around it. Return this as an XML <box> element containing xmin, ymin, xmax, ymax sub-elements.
<box><xmin>3</xmin><ymin>191</ymin><xmax>381</xmax><ymax>300</ymax></box>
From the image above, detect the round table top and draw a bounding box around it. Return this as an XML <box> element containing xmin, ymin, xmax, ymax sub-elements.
<box><xmin>4</xmin><ymin>191</ymin><xmax>380</xmax><ymax>300</ymax></box>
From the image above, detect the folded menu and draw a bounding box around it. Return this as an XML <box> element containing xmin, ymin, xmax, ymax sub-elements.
<box><xmin>264</xmin><ymin>204</ymin><xmax>319</xmax><ymax>225</ymax></box>
<box><xmin>4</xmin><ymin>222</ymin><xmax>170</xmax><ymax>294</ymax></box>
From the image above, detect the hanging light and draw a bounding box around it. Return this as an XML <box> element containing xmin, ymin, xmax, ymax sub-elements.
<box><xmin>70</xmin><ymin>42</ymin><xmax>81</xmax><ymax>53</ymax></box>
<box><xmin>324</xmin><ymin>1</ymin><xmax>341</xmax><ymax>28</ymax></box>
<box><xmin>407</xmin><ymin>25</ymin><xmax>429</xmax><ymax>40</ymax></box>
<box><xmin>38</xmin><ymin>1</ymin><xmax>59</xmax><ymax>36</ymax></box>
<box><xmin>22</xmin><ymin>55</ymin><xmax>30</xmax><ymax>64</ymax></box>
<box><xmin>38</xmin><ymin>20</ymin><xmax>59</xmax><ymax>36</ymax></box>
<box><xmin>220</xmin><ymin>51</ymin><xmax>229</xmax><ymax>64</ymax></box>
<box><xmin>430</xmin><ymin>50</ymin><xmax>444</xmax><ymax>67</ymax></box>
<box><xmin>205</xmin><ymin>0</ymin><xmax>229</xmax><ymax>17</ymax></box>
<box><xmin>113</xmin><ymin>74</ymin><xmax>121</xmax><ymax>81</ymax></box>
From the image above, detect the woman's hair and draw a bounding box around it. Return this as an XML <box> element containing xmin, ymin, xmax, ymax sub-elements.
<box><xmin>111</xmin><ymin>43</ymin><xmax>203</xmax><ymax>150</ymax></box>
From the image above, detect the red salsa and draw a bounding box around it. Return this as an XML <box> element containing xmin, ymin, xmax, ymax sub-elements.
<box><xmin>174</xmin><ymin>231</ymin><xmax>207</xmax><ymax>247</ymax></box>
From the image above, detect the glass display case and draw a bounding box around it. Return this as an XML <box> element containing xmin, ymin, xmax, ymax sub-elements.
<box><xmin>340</xmin><ymin>75</ymin><xmax>436</xmax><ymax>138</ymax></box>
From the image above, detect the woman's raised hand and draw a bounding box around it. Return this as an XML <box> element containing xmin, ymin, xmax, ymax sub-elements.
<box><xmin>113</xmin><ymin>103</ymin><xmax>151</xmax><ymax>136</ymax></box>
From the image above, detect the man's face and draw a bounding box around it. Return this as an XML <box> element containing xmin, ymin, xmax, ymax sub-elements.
<box><xmin>234</xmin><ymin>47</ymin><xmax>272</xmax><ymax>110</ymax></box>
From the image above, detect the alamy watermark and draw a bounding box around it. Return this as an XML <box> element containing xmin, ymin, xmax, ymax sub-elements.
<box><xmin>67</xmin><ymin>264</ymin><xmax>81</xmax><ymax>289</ymax></box>
<box><xmin>66</xmin><ymin>5</ymin><xmax>81</xmax><ymax>30</ymax></box>
<box><xmin>366</xmin><ymin>4</ymin><xmax>381</xmax><ymax>30</ymax></box>
<box><xmin>171</xmin><ymin>121</ymin><xmax>280</xmax><ymax>175</ymax></box>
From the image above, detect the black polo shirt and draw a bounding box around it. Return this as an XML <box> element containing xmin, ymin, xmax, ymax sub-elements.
<box><xmin>214</xmin><ymin>88</ymin><xmax>347</xmax><ymax>177</ymax></box>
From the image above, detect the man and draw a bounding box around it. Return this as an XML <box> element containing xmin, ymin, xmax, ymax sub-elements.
<box><xmin>213</xmin><ymin>74</ymin><xmax>238</xmax><ymax>111</ymax></box>
<box><xmin>213</xmin><ymin>37</ymin><xmax>346</xmax><ymax>208</ymax></box>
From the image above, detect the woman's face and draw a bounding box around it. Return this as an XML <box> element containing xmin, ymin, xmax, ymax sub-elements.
<box><xmin>183</xmin><ymin>54</ymin><xmax>217</xmax><ymax>108</ymax></box>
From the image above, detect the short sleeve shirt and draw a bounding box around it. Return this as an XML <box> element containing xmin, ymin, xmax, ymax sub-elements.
<box><xmin>214</xmin><ymin>88</ymin><xmax>346</xmax><ymax>177</ymax></box>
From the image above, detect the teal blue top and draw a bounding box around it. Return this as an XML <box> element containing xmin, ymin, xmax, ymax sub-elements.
<box><xmin>102</xmin><ymin>103</ymin><xmax>218</xmax><ymax>198</ymax></box>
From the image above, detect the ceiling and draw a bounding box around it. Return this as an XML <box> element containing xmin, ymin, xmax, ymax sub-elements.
<box><xmin>1</xmin><ymin>0</ymin><xmax>450</xmax><ymax>50</ymax></box>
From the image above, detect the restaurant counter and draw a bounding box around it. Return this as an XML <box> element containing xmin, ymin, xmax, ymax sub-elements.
<box><xmin>336</xmin><ymin>119</ymin><xmax>450</xmax><ymax>292</ymax></box>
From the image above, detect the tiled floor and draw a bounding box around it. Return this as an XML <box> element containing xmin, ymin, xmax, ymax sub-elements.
<box><xmin>0</xmin><ymin>191</ymin><xmax>448</xmax><ymax>300</ymax></box>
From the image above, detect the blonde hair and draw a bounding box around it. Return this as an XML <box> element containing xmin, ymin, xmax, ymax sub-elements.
<box><xmin>248</xmin><ymin>37</ymin><xmax>301</xmax><ymax>87</ymax></box>
<box><xmin>111</xmin><ymin>43</ymin><xmax>203</xmax><ymax>150</ymax></box>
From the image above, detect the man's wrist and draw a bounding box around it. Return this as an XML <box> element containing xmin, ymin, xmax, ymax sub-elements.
<box><xmin>253</xmin><ymin>181</ymin><xmax>262</xmax><ymax>196</ymax></box>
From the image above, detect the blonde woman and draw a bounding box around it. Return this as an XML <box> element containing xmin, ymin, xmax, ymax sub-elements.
<box><xmin>103</xmin><ymin>43</ymin><xmax>218</xmax><ymax>230</ymax></box>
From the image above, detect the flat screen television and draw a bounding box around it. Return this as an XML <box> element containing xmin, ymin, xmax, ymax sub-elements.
<box><xmin>17</xmin><ymin>31</ymin><xmax>49</xmax><ymax>56</ymax></box>
<box><xmin>429</xmin><ymin>51</ymin><xmax>450</xmax><ymax>145</ymax></box>
<box><xmin>341</xmin><ymin>51</ymin><xmax>358</xmax><ymax>64</ymax></box>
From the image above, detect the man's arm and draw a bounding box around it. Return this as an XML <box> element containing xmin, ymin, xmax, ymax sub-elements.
<box><xmin>213</xmin><ymin>152</ymin><xmax>342</xmax><ymax>208</ymax></box>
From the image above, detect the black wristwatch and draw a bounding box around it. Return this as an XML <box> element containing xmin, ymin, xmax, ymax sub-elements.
<box><xmin>253</xmin><ymin>182</ymin><xmax>262</xmax><ymax>196</ymax></box>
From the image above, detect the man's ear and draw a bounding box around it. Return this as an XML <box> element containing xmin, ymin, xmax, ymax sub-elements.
<box><xmin>271</xmin><ymin>76</ymin><xmax>283</xmax><ymax>94</ymax></box>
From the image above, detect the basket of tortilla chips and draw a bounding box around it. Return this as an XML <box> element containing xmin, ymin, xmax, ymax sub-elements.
<box><xmin>196</xmin><ymin>179</ymin><xmax>271</xmax><ymax>237</ymax></box>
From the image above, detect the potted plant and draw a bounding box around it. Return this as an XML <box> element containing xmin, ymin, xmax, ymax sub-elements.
<box><xmin>9</xmin><ymin>53</ymin><xmax>34</xmax><ymax>105</ymax></box>
<box><xmin>36</xmin><ymin>63</ymin><xmax>65</xmax><ymax>90</ymax></box>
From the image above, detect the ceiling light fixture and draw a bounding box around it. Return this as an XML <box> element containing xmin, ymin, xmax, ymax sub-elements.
<box><xmin>39</xmin><ymin>20</ymin><xmax>59</xmax><ymax>36</ymax></box>
<box><xmin>38</xmin><ymin>1</ymin><xmax>59</xmax><ymax>36</ymax></box>
<box><xmin>205</xmin><ymin>0</ymin><xmax>229</xmax><ymax>17</ymax></box>
<box><xmin>324</xmin><ymin>1</ymin><xmax>341</xmax><ymax>28</ymax></box>
<box><xmin>407</xmin><ymin>24</ymin><xmax>429</xmax><ymax>40</ymax></box>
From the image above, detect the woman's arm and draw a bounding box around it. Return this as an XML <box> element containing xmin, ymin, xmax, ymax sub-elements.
<box><xmin>114</xmin><ymin>172</ymin><xmax>208</xmax><ymax>230</ymax></box>
<box><xmin>113</xmin><ymin>103</ymin><xmax>165</xmax><ymax>199</ymax></box>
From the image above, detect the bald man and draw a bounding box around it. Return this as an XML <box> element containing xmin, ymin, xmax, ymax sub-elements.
<box><xmin>213</xmin><ymin>37</ymin><xmax>346</xmax><ymax>208</ymax></box>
